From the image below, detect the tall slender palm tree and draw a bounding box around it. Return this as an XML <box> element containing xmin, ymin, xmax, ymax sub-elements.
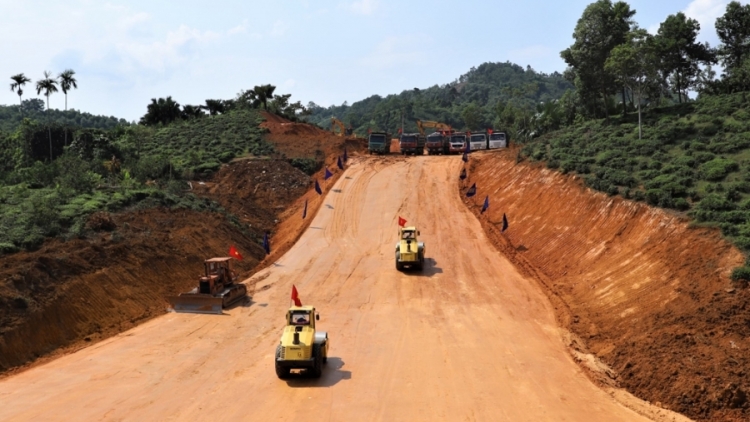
<box><xmin>58</xmin><ymin>69</ymin><xmax>77</xmax><ymax>146</ymax></box>
<box><xmin>36</xmin><ymin>71</ymin><xmax>59</xmax><ymax>161</ymax></box>
<box><xmin>58</xmin><ymin>69</ymin><xmax>77</xmax><ymax>110</ymax></box>
<box><xmin>10</xmin><ymin>73</ymin><xmax>31</xmax><ymax>111</ymax></box>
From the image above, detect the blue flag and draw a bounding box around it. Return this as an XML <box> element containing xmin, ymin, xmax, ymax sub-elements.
<box><xmin>337</xmin><ymin>156</ymin><xmax>344</xmax><ymax>170</ymax></box>
<box><xmin>302</xmin><ymin>199</ymin><xmax>308</xmax><ymax>219</ymax></box>
<box><xmin>502</xmin><ymin>213</ymin><xmax>509</xmax><ymax>232</ymax></box>
<box><xmin>481</xmin><ymin>195</ymin><xmax>489</xmax><ymax>214</ymax></box>
<box><xmin>344</xmin><ymin>148</ymin><xmax>348</xmax><ymax>162</ymax></box>
<box><xmin>315</xmin><ymin>180</ymin><xmax>322</xmax><ymax>195</ymax></box>
<box><xmin>466</xmin><ymin>183</ymin><xmax>477</xmax><ymax>197</ymax></box>
<box><xmin>462</xmin><ymin>152</ymin><xmax>468</xmax><ymax>163</ymax></box>
<box><xmin>465</xmin><ymin>140</ymin><xmax>470</xmax><ymax>153</ymax></box>
<box><xmin>263</xmin><ymin>232</ymin><xmax>270</xmax><ymax>255</ymax></box>
<box><xmin>460</xmin><ymin>168</ymin><xmax>467</xmax><ymax>180</ymax></box>
<box><xmin>324</xmin><ymin>168</ymin><xmax>333</xmax><ymax>180</ymax></box>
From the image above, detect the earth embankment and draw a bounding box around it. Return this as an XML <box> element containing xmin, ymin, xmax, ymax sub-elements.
<box><xmin>463</xmin><ymin>149</ymin><xmax>748</xmax><ymax>421</ymax></box>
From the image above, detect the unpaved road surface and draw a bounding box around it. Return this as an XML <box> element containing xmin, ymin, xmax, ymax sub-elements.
<box><xmin>0</xmin><ymin>157</ymin><xmax>665</xmax><ymax>421</ymax></box>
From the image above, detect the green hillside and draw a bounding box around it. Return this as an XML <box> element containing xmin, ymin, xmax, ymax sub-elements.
<box><xmin>0</xmin><ymin>99</ymin><xmax>129</xmax><ymax>132</ymax></box>
<box><xmin>305</xmin><ymin>62</ymin><xmax>573</xmax><ymax>136</ymax></box>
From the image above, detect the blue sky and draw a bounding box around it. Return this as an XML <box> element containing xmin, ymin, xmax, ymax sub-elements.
<box><xmin>0</xmin><ymin>0</ymin><xmax>745</xmax><ymax>121</ymax></box>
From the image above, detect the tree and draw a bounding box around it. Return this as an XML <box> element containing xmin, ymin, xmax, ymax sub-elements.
<box><xmin>10</xmin><ymin>73</ymin><xmax>31</xmax><ymax>110</ymax></box>
<box><xmin>58</xmin><ymin>69</ymin><xmax>78</xmax><ymax>146</ymax></box>
<box><xmin>560</xmin><ymin>0</ymin><xmax>635</xmax><ymax>118</ymax></box>
<box><xmin>58</xmin><ymin>69</ymin><xmax>77</xmax><ymax>111</ymax></box>
<box><xmin>140</xmin><ymin>96</ymin><xmax>181</xmax><ymax>126</ymax></box>
<box><xmin>655</xmin><ymin>13</ymin><xmax>716</xmax><ymax>103</ymax></box>
<box><xmin>605</xmin><ymin>28</ymin><xmax>658</xmax><ymax>139</ymax></box>
<box><xmin>461</xmin><ymin>103</ymin><xmax>482</xmax><ymax>131</ymax></box>
<box><xmin>252</xmin><ymin>84</ymin><xmax>276</xmax><ymax>110</ymax></box>
<box><xmin>715</xmin><ymin>1</ymin><xmax>750</xmax><ymax>71</ymax></box>
<box><xmin>181</xmin><ymin>104</ymin><xmax>205</xmax><ymax>119</ymax></box>
<box><xmin>36</xmin><ymin>71</ymin><xmax>59</xmax><ymax>161</ymax></box>
<box><xmin>202</xmin><ymin>99</ymin><xmax>226</xmax><ymax>115</ymax></box>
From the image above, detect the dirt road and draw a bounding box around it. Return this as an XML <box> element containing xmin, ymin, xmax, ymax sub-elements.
<box><xmin>0</xmin><ymin>157</ymin><xmax>676</xmax><ymax>421</ymax></box>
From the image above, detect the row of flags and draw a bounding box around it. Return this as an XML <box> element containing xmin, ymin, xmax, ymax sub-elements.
<box><xmin>461</xmin><ymin>147</ymin><xmax>508</xmax><ymax>232</ymax></box>
<box><xmin>310</xmin><ymin>148</ymin><xmax>349</xmax><ymax>213</ymax></box>
<box><xmin>228</xmin><ymin>232</ymin><xmax>271</xmax><ymax>261</ymax></box>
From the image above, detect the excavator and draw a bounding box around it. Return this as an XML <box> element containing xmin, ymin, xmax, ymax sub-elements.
<box><xmin>330</xmin><ymin>117</ymin><xmax>353</xmax><ymax>137</ymax></box>
<box><xmin>417</xmin><ymin>120</ymin><xmax>452</xmax><ymax>155</ymax></box>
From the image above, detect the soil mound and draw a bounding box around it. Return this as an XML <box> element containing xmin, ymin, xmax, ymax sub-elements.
<box><xmin>0</xmin><ymin>112</ymin><xmax>361</xmax><ymax>375</ymax></box>
<box><xmin>463</xmin><ymin>149</ymin><xmax>748</xmax><ymax>421</ymax></box>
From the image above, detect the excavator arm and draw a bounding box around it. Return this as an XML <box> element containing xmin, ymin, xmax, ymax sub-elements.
<box><xmin>331</xmin><ymin>117</ymin><xmax>346</xmax><ymax>137</ymax></box>
<box><xmin>416</xmin><ymin>120</ymin><xmax>451</xmax><ymax>136</ymax></box>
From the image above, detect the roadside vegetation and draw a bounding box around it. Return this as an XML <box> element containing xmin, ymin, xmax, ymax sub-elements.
<box><xmin>0</xmin><ymin>76</ymin><xmax>310</xmax><ymax>254</ymax></box>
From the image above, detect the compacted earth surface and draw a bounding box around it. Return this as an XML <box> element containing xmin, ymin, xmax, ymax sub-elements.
<box><xmin>0</xmin><ymin>117</ymin><xmax>747</xmax><ymax>421</ymax></box>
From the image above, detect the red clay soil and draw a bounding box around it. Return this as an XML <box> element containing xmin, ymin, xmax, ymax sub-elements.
<box><xmin>462</xmin><ymin>148</ymin><xmax>749</xmax><ymax>422</ymax></box>
<box><xmin>0</xmin><ymin>112</ymin><xmax>365</xmax><ymax>375</ymax></box>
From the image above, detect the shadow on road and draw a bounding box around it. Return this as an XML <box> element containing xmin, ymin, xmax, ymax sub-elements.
<box><xmin>401</xmin><ymin>258</ymin><xmax>443</xmax><ymax>277</ymax></box>
<box><xmin>333</xmin><ymin>189</ymin><xmax>342</xmax><ymax>193</ymax></box>
<box><xmin>325</xmin><ymin>204</ymin><xmax>334</xmax><ymax>209</ymax></box>
<box><xmin>284</xmin><ymin>357</ymin><xmax>351</xmax><ymax>387</ymax></box>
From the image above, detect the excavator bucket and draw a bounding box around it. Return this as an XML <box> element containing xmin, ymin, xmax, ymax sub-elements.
<box><xmin>167</xmin><ymin>295</ymin><xmax>224</xmax><ymax>314</ymax></box>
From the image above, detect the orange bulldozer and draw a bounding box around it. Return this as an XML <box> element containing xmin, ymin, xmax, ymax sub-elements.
<box><xmin>167</xmin><ymin>257</ymin><xmax>247</xmax><ymax>314</ymax></box>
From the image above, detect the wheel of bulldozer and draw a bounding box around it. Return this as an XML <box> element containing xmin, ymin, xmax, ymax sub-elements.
<box><xmin>395</xmin><ymin>252</ymin><xmax>403</xmax><ymax>271</ymax></box>
<box><xmin>310</xmin><ymin>344</ymin><xmax>323</xmax><ymax>378</ymax></box>
<box><xmin>275</xmin><ymin>345</ymin><xmax>291</xmax><ymax>379</ymax></box>
<box><xmin>322</xmin><ymin>343</ymin><xmax>328</xmax><ymax>364</ymax></box>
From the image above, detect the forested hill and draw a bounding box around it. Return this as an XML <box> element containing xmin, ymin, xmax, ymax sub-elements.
<box><xmin>0</xmin><ymin>99</ymin><xmax>129</xmax><ymax>132</ymax></box>
<box><xmin>305</xmin><ymin>61</ymin><xmax>573</xmax><ymax>135</ymax></box>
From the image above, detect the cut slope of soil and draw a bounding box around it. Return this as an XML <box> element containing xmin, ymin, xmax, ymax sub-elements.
<box><xmin>0</xmin><ymin>113</ymin><xmax>364</xmax><ymax>375</ymax></box>
<box><xmin>462</xmin><ymin>148</ymin><xmax>749</xmax><ymax>422</ymax></box>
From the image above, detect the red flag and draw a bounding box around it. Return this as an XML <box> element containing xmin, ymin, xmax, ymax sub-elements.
<box><xmin>291</xmin><ymin>285</ymin><xmax>302</xmax><ymax>307</ymax></box>
<box><xmin>488</xmin><ymin>128</ymin><xmax>494</xmax><ymax>135</ymax></box>
<box><xmin>229</xmin><ymin>245</ymin><xmax>243</xmax><ymax>261</ymax></box>
<box><xmin>398</xmin><ymin>128</ymin><xmax>402</xmax><ymax>134</ymax></box>
<box><xmin>398</xmin><ymin>216</ymin><xmax>407</xmax><ymax>227</ymax></box>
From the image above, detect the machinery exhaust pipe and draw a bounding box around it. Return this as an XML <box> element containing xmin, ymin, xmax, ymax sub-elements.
<box><xmin>293</xmin><ymin>332</ymin><xmax>300</xmax><ymax>345</ymax></box>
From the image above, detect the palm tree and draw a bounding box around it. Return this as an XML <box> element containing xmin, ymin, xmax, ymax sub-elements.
<box><xmin>10</xmin><ymin>73</ymin><xmax>31</xmax><ymax>111</ymax></box>
<box><xmin>58</xmin><ymin>69</ymin><xmax>77</xmax><ymax>146</ymax></box>
<box><xmin>252</xmin><ymin>84</ymin><xmax>276</xmax><ymax>110</ymax></box>
<box><xmin>58</xmin><ymin>69</ymin><xmax>77</xmax><ymax>110</ymax></box>
<box><xmin>36</xmin><ymin>71</ymin><xmax>59</xmax><ymax>161</ymax></box>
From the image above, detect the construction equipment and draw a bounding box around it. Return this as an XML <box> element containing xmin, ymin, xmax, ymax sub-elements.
<box><xmin>275</xmin><ymin>305</ymin><xmax>329</xmax><ymax>378</ymax></box>
<box><xmin>416</xmin><ymin>120</ymin><xmax>451</xmax><ymax>136</ymax></box>
<box><xmin>395</xmin><ymin>226</ymin><xmax>425</xmax><ymax>271</ymax></box>
<box><xmin>417</xmin><ymin>120</ymin><xmax>452</xmax><ymax>155</ymax></box>
<box><xmin>448</xmin><ymin>132</ymin><xmax>468</xmax><ymax>154</ymax></box>
<box><xmin>167</xmin><ymin>257</ymin><xmax>247</xmax><ymax>314</ymax></box>
<box><xmin>469</xmin><ymin>132</ymin><xmax>488</xmax><ymax>151</ymax></box>
<box><xmin>368</xmin><ymin>131</ymin><xmax>390</xmax><ymax>154</ymax></box>
<box><xmin>331</xmin><ymin>117</ymin><xmax>352</xmax><ymax>137</ymax></box>
<box><xmin>488</xmin><ymin>131</ymin><xmax>509</xmax><ymax>149</ymax></box>
<box><xmin>399</xmin><ymin>133</ymin><xmax>426</xmax><ymax>155</ymax></box>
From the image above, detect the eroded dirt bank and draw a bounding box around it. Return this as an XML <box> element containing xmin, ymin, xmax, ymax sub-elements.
<box><xmin>463</xmin><ymin>149</ymin><xmax>749</xmax><ymax>421</ymax></box>
<box><xmin>0</xmin><ymin>113</ymin><xmax>360</xmax><ymax>375</ymax></box>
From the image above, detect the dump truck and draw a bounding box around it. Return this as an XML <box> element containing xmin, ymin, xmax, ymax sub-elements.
<box><xmin>488</xmin><ymin>131</ymin><xmax>509</xmax><ymax>149</ymax></box>
<box><xmin>448</xmin><ymin>132</ymin><xmax>467</xmax><ymax>154</ymax></box>
<box><xmin>275</xmin><ymin>305</ymin><xmax>329</xmax><ymax>378</ymax></box>
<box><xmin>399</xmin><ymin>133</ymin><xmax>426</xmax><ymax>155</ymax></box>
<box><xmin>395</xmin><ymin>226</ymin><xmax>425</xmax><ymax>271</ymax></box>
<box><xmin>167</xmin><ymin>257</ymin><xmax>247</xmax><ymax>314</ymax></box>
<box><xmin>469</xmin><ymin>132</ymin><xmax>488</xmax><ymax>151</ymax></box>
<box><xmin>368</xmin><ymin>131</ymin><xmax>390</xmax><ymax>154</ymax></box>
<box><xmin>425</xmin><ymin>132</ymin><xmax>449</xmax><ymax>155</ymax></box>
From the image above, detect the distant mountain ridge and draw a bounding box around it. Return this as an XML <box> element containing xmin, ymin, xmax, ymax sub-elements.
<box><xmin>305</xmin><ymin>61</ymin><xmax>573</xmax><ymax>135</ymax></box>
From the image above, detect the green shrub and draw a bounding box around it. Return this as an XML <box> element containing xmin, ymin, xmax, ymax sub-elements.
<box><xmin>697</xmin><ymin>193</ymin><xmax>736</xmax><ymax>211</ymax></box>
<box><xmin>289</xmin><ymin>158</ymin><xmax>321</xmax><ymax>176</ymax></box>
<box><xmin>700</xmin><ymin>158</ymin><xmax>738</xmax><ymax>181</ymax></box>
<box><xmin>730</xmin><ymin>266</ymin><xmax>750</xmax><ymax>282</ymax></box>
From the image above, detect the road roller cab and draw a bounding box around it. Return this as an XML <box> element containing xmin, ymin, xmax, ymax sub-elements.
<box><xmin>275</xmin><ymin>305</ymin><xmax>329</xmax><ymax>378</ymax></box>
<box><xmin>395</xmin><ymin>226</ymin><xmax>425</xmax><ymax>271</ymax></box>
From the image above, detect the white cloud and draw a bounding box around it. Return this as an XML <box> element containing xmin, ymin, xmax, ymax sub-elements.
<box><xmin>345</xmin><ymin>0</ymin><xmax>379</xmax><ymax>15</ymax></box>
<box><xmin>283</xmin><ymin>79</ymin><xmax>297</xmax><ymax>90</ymax></box>
<box><xmin>114</xmin><ymin>25</ymin><xmax>220</xmax><ymax>73</ymax></box>
<box><xmin>683</xmin><ymin>0</ymin><xmax>731</xmax><ymax>42</ymax></box>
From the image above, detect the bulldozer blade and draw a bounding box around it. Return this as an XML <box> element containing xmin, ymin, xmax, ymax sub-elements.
<box><xmin>167</xmin><ymin>295</ymin><xmax>224</xmax><ymax>315</ymax></box>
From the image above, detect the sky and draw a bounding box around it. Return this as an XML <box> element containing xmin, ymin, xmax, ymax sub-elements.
<box><xmin>0</xmin><ymin>0</ymin><xmax>746</xmax><ymax>122</ymax></box>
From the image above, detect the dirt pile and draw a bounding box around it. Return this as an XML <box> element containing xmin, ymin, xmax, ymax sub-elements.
<box><xmin>0</xmin><ymin>113</ymin><xmax>362</xmax><ymax>375</ymax></box>
<box><xmin>462</xmin><ymin>149</ymin><xmax>749</xmax><ymax>421</ymax></box>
